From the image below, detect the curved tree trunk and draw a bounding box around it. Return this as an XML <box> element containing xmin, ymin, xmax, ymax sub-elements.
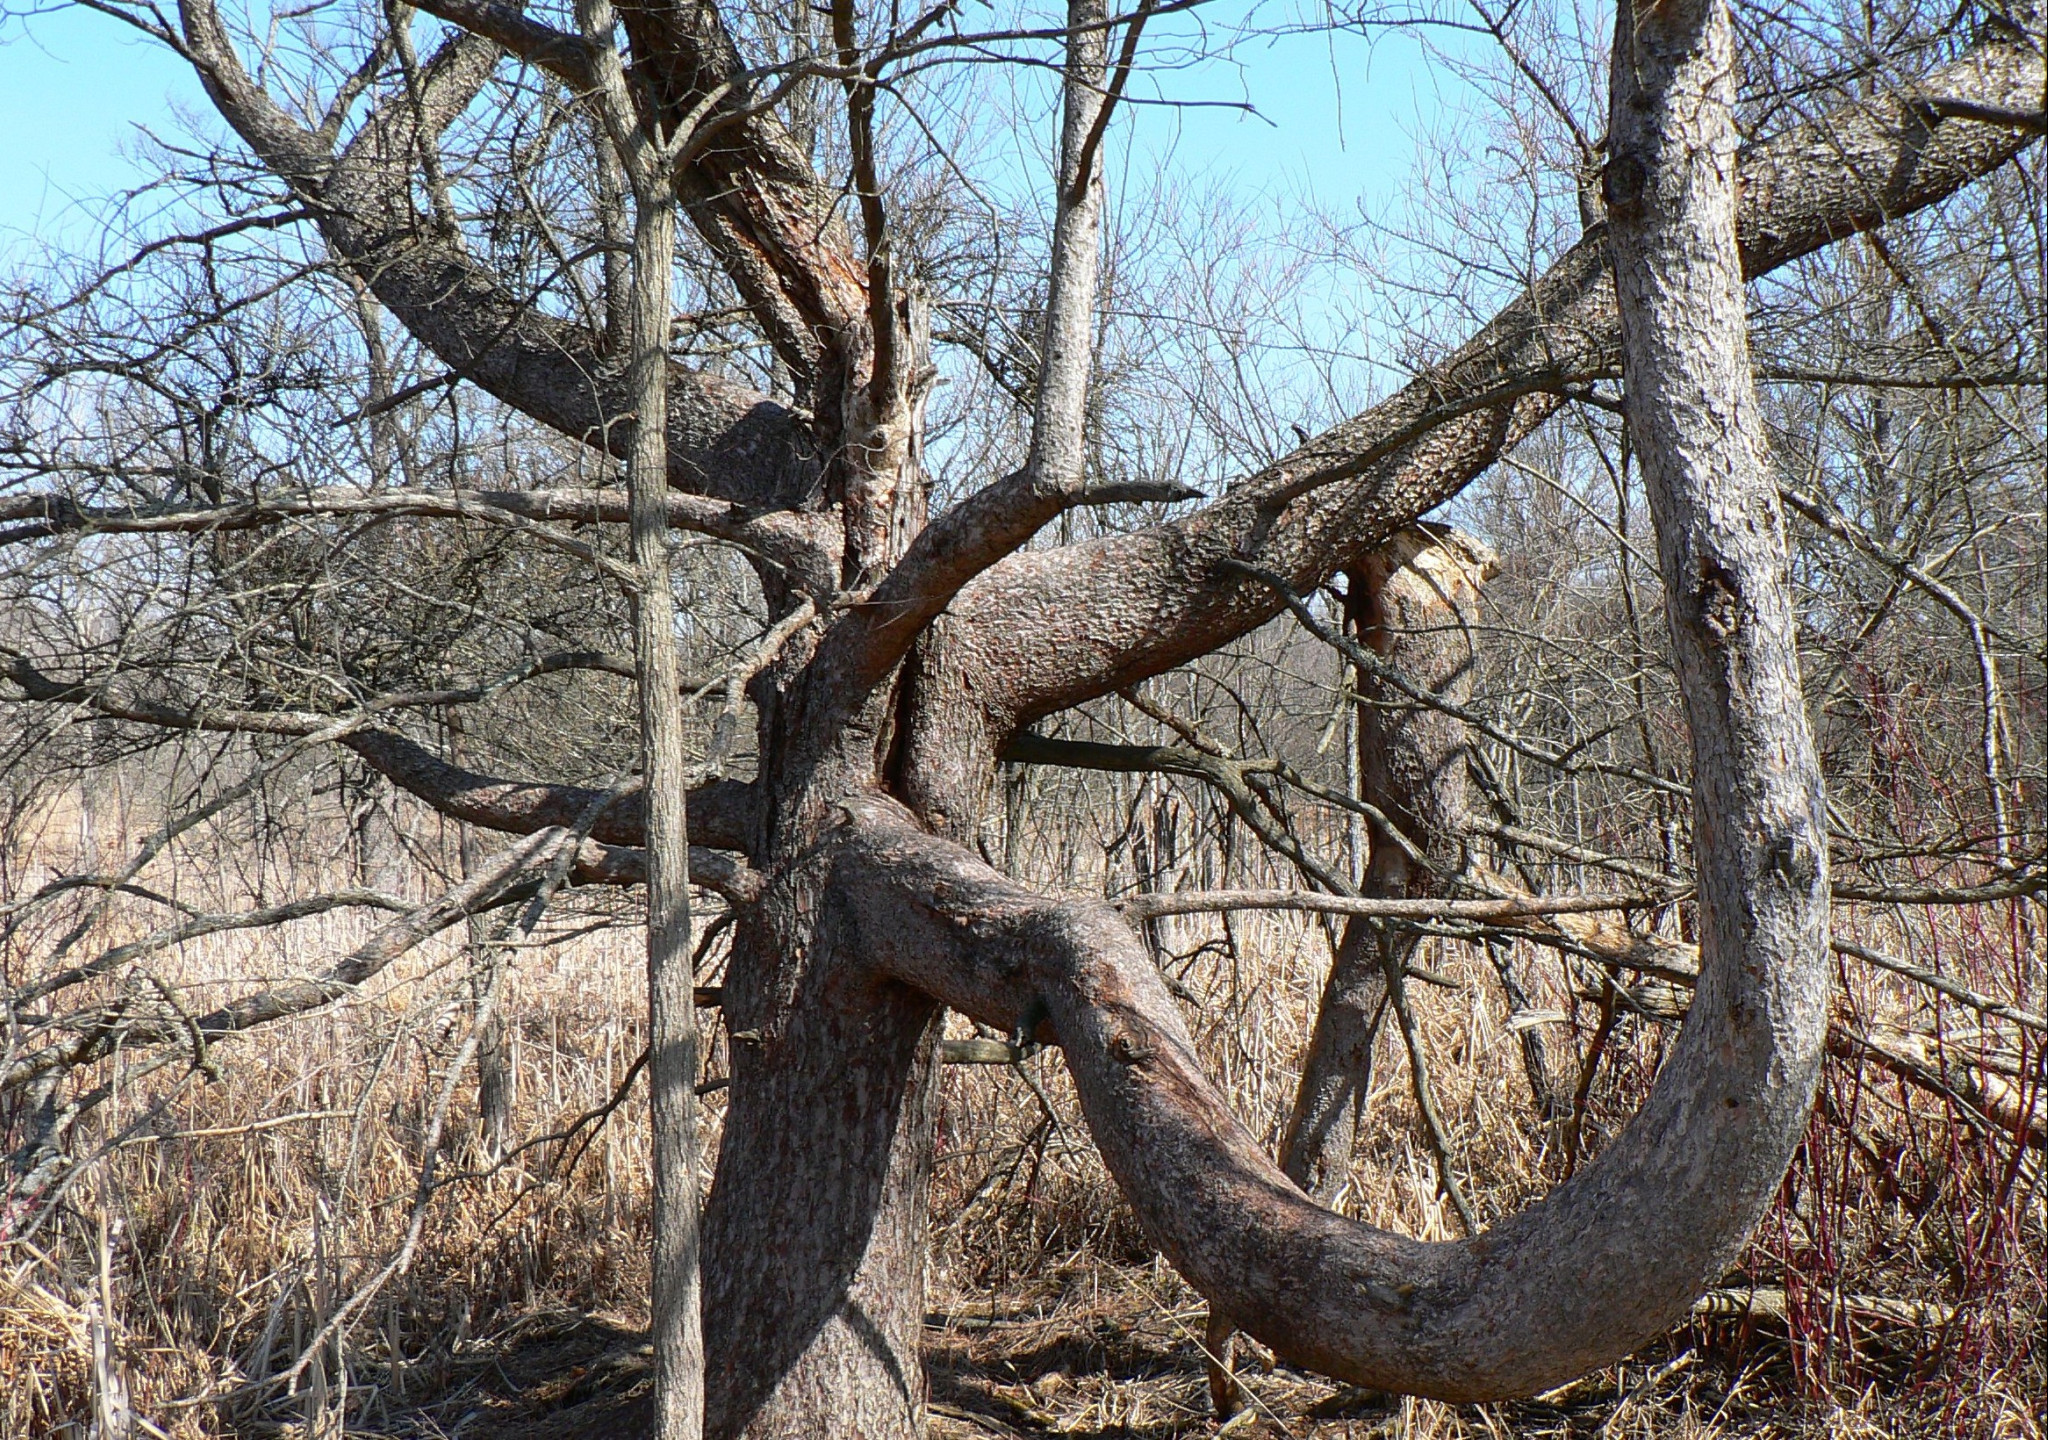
<box><xmin>821</xmin><ymin>0</ymin><xmax>1828</xmax><ymax>1396</ymax></box>
<box><xmin>136</xmin><ymin>0</ymin><xmax>2033</xmax><ymax>1428</ymax></box>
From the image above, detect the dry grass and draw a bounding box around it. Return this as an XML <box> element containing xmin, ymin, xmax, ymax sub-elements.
<box><xmin>924</xmin><ymin>905</ymin><xmax>2044</xmax><ymax>1440</ymax></box>
<box><xmin>1</xmin><ymin>801</ymin><xmax>2041</xmax><ymax>1439</ymax></box>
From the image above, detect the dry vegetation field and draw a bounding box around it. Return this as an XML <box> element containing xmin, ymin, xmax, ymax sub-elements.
<box><xmin>3</xmin><ymin>778</ymin><xmax>2039</xmax><ymax>1440</ymax></box>
<box><xmin>1</xmin><ymin>0</ymin><xmax>2039</xmax><ymax>1431</ymax></box>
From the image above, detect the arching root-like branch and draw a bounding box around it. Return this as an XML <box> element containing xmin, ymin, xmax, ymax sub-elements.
<box><xmin>835</xmin><ymin>790</ymin><xmax>1827</xmax><ymax>1400</ymax></box>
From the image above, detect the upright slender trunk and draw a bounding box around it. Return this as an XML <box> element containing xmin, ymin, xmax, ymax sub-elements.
<box><xmin>449</xmin><ymin>717</ymin><xmax>513</xmax><ymax>1160</ymax></box>
<box><xmin>1027</xmin><ymin>0</ymin><xmax>1110</xmax><ymax>494</ymax></box>
<box><xmin>626</xmin><ymin>192</ymin><xmax>706</xmax><ymax>1440</ymax></box>
<box><xmin>1279</xmin><ymin>918</ymin><xmax>1385</xmax><ymax>1202</ymax></box>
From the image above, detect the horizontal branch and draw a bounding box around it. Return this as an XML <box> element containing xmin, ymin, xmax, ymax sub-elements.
<box><xmin>4</xmin><ymin>827</ymin><xmax>573</xmax><ymax>1090</ymax></box>
<box><xmin>1830</xmin><ymin>938</ymin><xmax>2044</xmax><ymax>1034</ymax></box>
<box><xmin>1921</xmin><ymin>96</ymin><xmax>2047</xmax><ymax>134</ymax></box>
<box><xmin>568</xmin><ymin>838</ymin><xmax>765</xmax><ymax>904</ymax></box>
<box><xmin>343</xmin><ymin>730</ymin><xmax>758</xmax><ymax>854</ymax></box>
<box><xmin>1117</xmin><ymin>889</ymin><xmax>1674</xmax><ymax>923</ymax></box>
<box><xmin>0</xmin><ymin>486</ymin><xmax>839</xmax><ymax>597</ymax></box>
<box><xmin>938</xmin><ymin>1037</ymin><xmax>1033</xmax><ymax>1065</ymax></box>
<box><xmin>1757</xmin><ymin>363</ymin><xmax>2047</xmax><ymax>389</ymax></box>
<box><xmin>1006</xmin><ymin>729</ymin><xmax>2039</xmax><ymax>915</ymax></box>
<box><xmin>942</xmin><ymin>27</ymin><xmax>2045</xmax><ymax>731</ymax></box>
<box><xmin>1691</xmin><ymin>1287</ymin><xmax>1954</xmax><ymax>1328</ymax></box>
<box><xmin>0</xmin><ymin>649</ymin><xmax>759</xmax><ymax>853</ymax></box>
<box><xmin>11</xmin><ymin>888</ymin><xmax>413</xmax><ymax>1009</ymax></box>
<box><xmin>2</xmin><ymin>829</ymin><xmax>759</xmax><ymax>1094</ymax></box>
<box><xmin>1830</xmin><ymin>874</ymin><xmax>2045</xmax><ymax>905</ymax></box>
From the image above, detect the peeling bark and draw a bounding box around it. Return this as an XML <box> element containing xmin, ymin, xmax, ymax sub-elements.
<box><xmin>1281</xmin><ymin>528</ymin><xmax>1499</xmax><ymax>1201</ymax></box>
<box><xmin>42</xmin><ymin>4</ymin><xmax>2039</xmax><ymax>1432</ymax></box>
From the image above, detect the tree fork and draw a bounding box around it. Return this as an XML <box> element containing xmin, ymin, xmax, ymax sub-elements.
<box><xmin>820</xmin><ymin>0</ymin><xmax>1833</xmax><ymax>1390</ymax></box>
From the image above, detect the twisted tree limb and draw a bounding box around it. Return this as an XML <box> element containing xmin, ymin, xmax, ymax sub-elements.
<box><xmin>935</xmin><ymin>22</ymin><xmax>2046</xmax><ymax>736</ymax></box>
<box><xmin>809</xmin><ymin>0</ymin><xmax>1848</xmax><ymax>1395</ymax></box>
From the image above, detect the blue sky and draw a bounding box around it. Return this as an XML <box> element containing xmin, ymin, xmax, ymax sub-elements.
<box><xmin>1122</xmin><ymin>13</ymin><xmax>1471</xmax><ymax>206</ymax></box>
<box><xmin>0</xmin><ymin>2</ymin><xmax>1475</xmax><ymax>255</ymax></box>
<box><xmin>0</xmin><ymin>3</ymin><xmax>205</xmax><ymax>253</ymax></box>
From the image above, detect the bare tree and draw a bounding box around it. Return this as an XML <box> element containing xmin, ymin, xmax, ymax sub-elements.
<box><xmin>0</xmin><ymin>0</ymin><xmax>2041</xmax><ymax>1434</ymax></box>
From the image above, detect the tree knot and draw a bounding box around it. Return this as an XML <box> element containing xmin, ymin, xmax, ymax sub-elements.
<box><xmin>1602</xmin><ymin>151</ymin><xmax>1648</xmax><ymax>215</ymax></box>
<box><xmin>1361</xmin><ymin>1279</ymin><xmax>1418</xmax><ymax>1312</ymax></box>
<box><xmin>1108</xmin><ymin>1032</ymin><xmax>1158</xmax><ymax>1066</ymax></box>
<box><xmin>1767</xmin><ymin>830</ymin><xmax>1820</xmax><ymax>890</ymax></box>
<box><xmin>1696</xmin><ymin>559</ymin><xmax>1741</xmax><ymax>642</ymax></box>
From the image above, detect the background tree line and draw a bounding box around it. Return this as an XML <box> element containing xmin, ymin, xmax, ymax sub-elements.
<box><xmin>0</xmin><ymin>0</ymin><xmax>2038</xmax><ymax>1433</ymax></box>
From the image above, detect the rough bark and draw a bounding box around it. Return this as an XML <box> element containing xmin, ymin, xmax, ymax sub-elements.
<box><xmin>33</xmin><ymin>5</ymin><xmax>2039</xmax><ymax>1434</ymax></box>
<box><xmin>623</xmin><ymin>170</ymin><xmax>708</xmax><ymax>1440</ymax></box>
<box><xmin>927</xmin><ymin>29</ymin><xmax>2046</xmax><ymax>739</ymax></box>
<box><xmin>819</xmin><ymin>0</ymin><xmax>1830</xmax><ymax>1392</ymax></box>
<box><xmin>1280</xmin><ymin>529</ymin><xmax>1499</xmax><ymax>1201</ymax></box>
<box><xmin>450</xmin><ymin>720</ymin><xmax>513</xmax><ymax>1161</ymax></box>
<box><xmin>1029</xmin><ymin>0</ymin><xmax>1112</xmax><ymax>496</ymax></box>
<box><xmin>700</xmin><ymin>904</ymin><xmax>942</xmax><ymax>1440</ymax></box>
<box><xmin>695</xmin><ymin>689</ymin><xmax>954</xmax><ymax>1440</ymax></box>
<box><xmin>692</xmin><ymin>658</ymin><xmax>954</xmax><ymax>1440</ymax></box>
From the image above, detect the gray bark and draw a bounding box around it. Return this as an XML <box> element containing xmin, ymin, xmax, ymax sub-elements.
<box><xmin>449</xmin><ymin>719</ymin><xmax>513</xmax><ymax>1161</ymax></box>
<box><xmin>700</xmin><ymin>920</ymin><xmax>941</xmax><ymax>1439</ymax></box>
<box><xmin>48</xmin><ymin>4</ymin><xmax>2037</xmax><ymax>1431</ymax></box>
<box><xmin>575</xmin><ymin>0</ymin><xmax>709</xmax><ymax>1425</ymax></box>
<box><xmin>825</xmin><ymin>0</ymin><xmax>1831</xmax><ymax>1391</ymax></box>
<box><xmin>631</xmin><ymin>188</ymin><xmax>708</xmax><ymax>1440</ymax></box>
<box><xmin>1277</xmin><ymin>918</ymin><xmax>1385</xmax><ymax>1204</ymax></box>
<box><xmin>1027</xmin><ymin>0</ymin><xmax>1110</xmax><ymax>495</ymax></box>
